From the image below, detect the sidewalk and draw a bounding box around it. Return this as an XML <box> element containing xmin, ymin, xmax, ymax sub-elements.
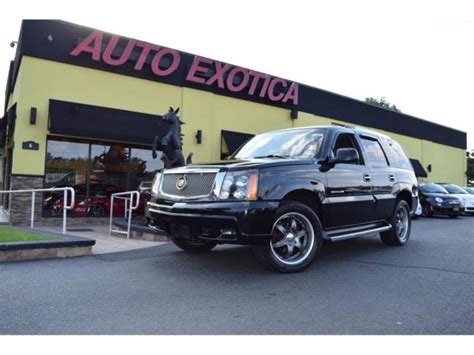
<box><xmin>37</xmin><ymin>224</ymin><xmax>167</xmax><ymax>254</ymax></box>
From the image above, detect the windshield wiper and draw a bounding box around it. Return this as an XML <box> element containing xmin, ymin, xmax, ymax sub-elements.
<box><xmin>254</xmin><ymin>154</ymin><xmax>289</xmax><ymax>159</ymax></box>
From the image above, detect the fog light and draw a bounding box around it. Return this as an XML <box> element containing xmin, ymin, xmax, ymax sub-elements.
<box><xmin>220</xmin><ymin>228</ymin><xmax>236</xmax><ymax>236</ymax></box>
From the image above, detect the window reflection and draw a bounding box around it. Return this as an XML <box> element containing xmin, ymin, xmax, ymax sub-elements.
<box><xmin>43</xmin><ymin>139</ymin><xmax>161</xmax><ymax>218</ymax></box>
<box><xmin>45</xmin><ymin>141</ymin><xmax>89</xmax><ymax>188</ymax></box>
<box><xmin>91</xmin><ymin>144</ymin><xmax>129</xmax><ymax>190</ymax></box>
<box><xmin>129</xmin><ymin>148</ymin><xmax>163</xmax><ymax>191</ymax></box>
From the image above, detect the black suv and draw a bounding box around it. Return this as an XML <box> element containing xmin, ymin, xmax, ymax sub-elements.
<box><xmin>146</xmin><ymin>126</ymin><xmax>417</xmax><ymax>272</ymax></box>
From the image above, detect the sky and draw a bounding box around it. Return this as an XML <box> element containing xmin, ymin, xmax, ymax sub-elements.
<box><xmin>1</xmin><ymin>0</ymin><xmax>473</xmax><ymax>150</ymax></box>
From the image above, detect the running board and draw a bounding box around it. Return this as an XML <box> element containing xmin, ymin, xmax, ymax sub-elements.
<box><xmin>326</xmin><ymin>225</ymin><xmax>391</xmax><ymax>242</ymax></box>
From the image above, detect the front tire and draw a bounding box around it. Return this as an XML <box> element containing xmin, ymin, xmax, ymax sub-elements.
<box><xmin>421</xmin><ymin>204</ymin><xmax>433</xmax><ymax>217</ymax></box>
<box><xmin>171</xmin><ymin>237</ymin><xmax>217</xmax><ymax>253</ymax></box>
<box><xmin>88</xmin><ymin>204</ymin><xmax>105</xmax><ymax>217</ymax></box>
<box><xmin>253</xmin><ymin>202</ymin><xmax>323</xmax><ymax>273</ymax></box>
<box><xmin>380</xmin><ymin>200</ymin><xmax>411</xmax><ymax>246</ymax></box>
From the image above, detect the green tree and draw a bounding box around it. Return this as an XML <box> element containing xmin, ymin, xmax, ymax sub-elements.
<box><xmin>467</xmin><ymin>150</ymin><xmax>474</xmax><ymax>186</ymax></box>
<box><xmin>365</xmin><ymin>97</ymin><xmax>401</xmax><ymax>112</ymax></box>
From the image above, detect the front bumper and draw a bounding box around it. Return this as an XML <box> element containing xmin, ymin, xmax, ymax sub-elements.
<box><xmin>464</xmin><ymin>205</ymin><xmax>474</xmax><ymax>214</ymax></box>
<box><xmin>146</xmin><ymin>198</ymin><xmax>279</xmax><ymax>245</ymax></box>
<box><xmin>429</xmin><ymin>204</ymin><xmax>464</xmax><ymax>216</ymax></box>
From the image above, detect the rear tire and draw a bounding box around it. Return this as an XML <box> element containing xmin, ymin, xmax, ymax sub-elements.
<box><xmin>171</xmin><ymin>237</ymin><xmax>217</xmax><ymax>253</ymax></box>
<box><xmin>380</xmin><ymin>200</ymin><xmax>411</xmax><ymax>246</ymax></box>
<box><xmin>253</xmin><ymin>201</ymin><xmax>323</xmax><ymax>273</ymax></box>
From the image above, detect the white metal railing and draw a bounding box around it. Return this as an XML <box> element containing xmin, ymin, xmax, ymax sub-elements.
<box><xmin>0</xmin><ymin>187</ymin><xmax>75</xmax><ymax>234</ymax></box>
<box><xmin>109</xmin><ymin>191</ymin><xmax>140</xmax><ymax>239</ymax></box>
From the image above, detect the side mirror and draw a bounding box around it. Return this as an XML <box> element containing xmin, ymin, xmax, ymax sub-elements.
<box><xmin>332</xmin><ymin>148</ymin><xmax>359</xmax><ymax>165</ymax></box>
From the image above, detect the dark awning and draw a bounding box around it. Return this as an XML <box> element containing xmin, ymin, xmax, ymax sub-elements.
<box><xmin>221</xmin><ymin>130</ymin><xmax>255</xmax><ymax>155</ymax></box>
<box><xmin>48</xmin><ymin>99</ymin><xmax>169</xmax><ymax>146</ymax></box>
<box><xmin>410</xmin><ymin>159</ymin><xmax>428</xmax><ymax>178</ymax></box>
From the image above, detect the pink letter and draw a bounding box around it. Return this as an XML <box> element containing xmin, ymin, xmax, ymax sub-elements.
<box><xmin>134</xmin><ymin>42</ymin><xmax>161</xmax><ymax>70</ymax></box>
<box><xmin>248</xmin><ymin>71</ymin><xmax>266</xmax><ymax>95</ymax></box>
<box><xmin>206</xmin><ymin>61</ymin><xmax>231</xmax><ymax>88</ymax></box>
<box><xmin>282</xmin><ymin>82</ymin><xmax>299</xmax><ymax>105</ymax></box>
<box><xmin>259</xmin><ymin>76</ymin><xmax>271</xmax><ymax>98</ymax></box>
<box><xmin>151</xmin><ymin>48</ymin><xmax>181</xmax><ymax>76</ymax></box>
<box><xmin>102</xmin><ymin>35</ymin><xmax>136</xmax><ymax>66</ymax></box>
<box><xmin>70</xmin><ymin>31</ymin><xmax>103</xmax><ymax>61</ymax></box>
<box><xmin>226</xmin><ymin>67</ymin><xmax>250</xmax><ymax>92</ymax></box>
<box><xmin>268</xmin><ymin>78</ymin><xmax>287</xmax><ymax>101</ymax></box>
<box><xmin>186</xmin><ymin>56</ymin><xmax>212</xmax><ymax>84</ymax></box>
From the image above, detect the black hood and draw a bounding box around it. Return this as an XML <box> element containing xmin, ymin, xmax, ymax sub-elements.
<box><xmin>423</xmin><ymin>192</ymin><xmax>459</xmax><ymax>201</ymax></box>
<box><xmin>167</xmin><ymin>158</ymin><xmax>316</xmax><ymax>171</ymax></box>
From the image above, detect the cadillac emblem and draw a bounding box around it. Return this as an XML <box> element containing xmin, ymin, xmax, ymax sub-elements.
<box><xmin>176</xmin><ymin>175</ymin><xmax>187</xmax><ymax>191</ymax></box>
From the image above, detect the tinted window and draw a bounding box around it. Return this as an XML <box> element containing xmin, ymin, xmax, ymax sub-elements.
<box><xmin>234</xmin><ymin>129</ymin><xmax>326</xmax><ymax>160</ymax></box>
<box><xmin>442</xmin><ymin>184</ymin><xmax>468</xmax><ymax>194</ymax></box>
<box><xmin>360</xmin><ymin>137</ymin><xmax>389</xmax><ymax>168</ymax></box>
<box><xmin>331</xmin><ymin>133</ymin><xmax>363</xmax><ymax>165</ymax></box>
<box><xmin>386</xmin><ymin>139</ymin><xmax>412</xmax><ymax>170</ymax></box>
<box><xmin>419</xmin><ymin>183</ymin><xmax>448</xmax><ymax>194</ymax></box>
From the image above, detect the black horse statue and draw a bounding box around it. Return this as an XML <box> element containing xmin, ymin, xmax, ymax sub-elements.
<box><xmin>152</xmin><ymin>107</ymin><xmax>186</xmax><ymax>168</ymax></box>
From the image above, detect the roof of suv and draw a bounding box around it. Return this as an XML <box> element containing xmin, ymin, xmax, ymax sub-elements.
<box><xmin>266</xmin><ymin>125</ymin><xmax>392</xmax><ymax>140</ymax></box>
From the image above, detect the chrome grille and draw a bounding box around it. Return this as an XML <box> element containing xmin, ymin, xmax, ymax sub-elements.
<box><xmin>161</xmin><ymin>172</ymin><xmax>216</xmax><ymax>198</ymax></box>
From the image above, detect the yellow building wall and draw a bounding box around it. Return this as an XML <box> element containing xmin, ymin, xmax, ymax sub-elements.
<box><xmin>9</xmin><ymin>55</ymin><xmax>467</xmax><ymax>186</ymax></box>
<box><xmin>421</xmin><ymin>140</ymin><xmax>466</xmax><ymax>185</ymax></box>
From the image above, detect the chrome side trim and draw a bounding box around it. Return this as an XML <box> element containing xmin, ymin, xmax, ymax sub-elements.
<box><xmin>328</xmin><ymin>225</ymin><xmax>391</xmax><ymax>242</ymax></box>
<box><xmin>326</xmin><ymin>222</ymin><xmax>382</xmax><ymax>235</ymax></box>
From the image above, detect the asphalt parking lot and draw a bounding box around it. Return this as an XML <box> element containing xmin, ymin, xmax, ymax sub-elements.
<box><xmin>0</xmin><ymin>216</ymin><xmax>473</xmax><ymax>335</ymax></box>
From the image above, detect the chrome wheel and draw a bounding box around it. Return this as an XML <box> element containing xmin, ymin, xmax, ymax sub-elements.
<box><xmin>270</xmin><ymin>212</ymin><xmax>315</xmax><ymax>265</ymax></box>
<box><xmin>395</xmin><ymin>205</ymin><xmax>409</xmax><ymax>241</ymax></box>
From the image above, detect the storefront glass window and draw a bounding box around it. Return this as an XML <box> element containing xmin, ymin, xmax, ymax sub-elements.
<box><xmin>44</xmin><ymin>141</ymin><xmax>89</xmax><ymax>217</ymax></box>
<box><xmin>90</xmin><ymin>144</ymin><xmax>129</xmax><ymax>190</ymax></box>
<box><xmin>129</xmin><ymin>148</ymin><xmax>163</xmax><ymax>191</ymax></box>
<box><xmin>43</xmin><ymin>139</ymin><xmax>161</xmax><ymax>218</ymax></box>
<box><xmin>45</xmin><ymin>141</ymin><xmax>89</xmax><ymax>188</ymax></box>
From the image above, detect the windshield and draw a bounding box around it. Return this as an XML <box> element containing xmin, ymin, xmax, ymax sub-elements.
<box><xmin>233</xmin><ymin>129</ymin><xmax>326</xmax><ymax>160</ymax></box>
<box><xmin>443</xmin><ymin>184</ymin><xmax>468</xmax><ymax>194</ymax></box>
<box><xmin>419</xmin><ymin>183</ymin><xmax>448</xmax><ymax>194</ymax></box>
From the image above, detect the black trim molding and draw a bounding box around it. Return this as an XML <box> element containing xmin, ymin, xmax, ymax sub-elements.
<box><xmin>48</xmin><ymin>99</ymin><xmax>168</xmax><ymax>145</ymax></box>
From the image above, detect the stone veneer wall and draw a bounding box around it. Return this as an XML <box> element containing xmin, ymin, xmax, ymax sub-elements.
<box><xmin>9</xmin><ymin>175</ymin><xmax>44</xmax><ymax>225</ymax></box>
<box><xmin>8</xmin><ymin>175</ymin><xmax>110</xmax><ymax>227</ymax></box>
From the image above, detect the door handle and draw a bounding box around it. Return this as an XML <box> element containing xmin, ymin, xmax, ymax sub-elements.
<box><xmin>389</xmin><ymin>174</ymin><xmax>396</xmax><ymax>182</ymax></box>
<box><xmin>363</xmin><ymin>173</ymin><xmax>371</xmax><ymax>182</ymax></box>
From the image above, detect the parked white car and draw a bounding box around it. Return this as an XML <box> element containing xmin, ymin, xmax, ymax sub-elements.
<box><xmin>439</xmin><ymin>183</ymin><xmax>474</xmax><ymax>215</ymax></box>
<box><xmin>463</xmin><ymin>187</ymin><xmax>474</xmax><ymax>195</ymax></box>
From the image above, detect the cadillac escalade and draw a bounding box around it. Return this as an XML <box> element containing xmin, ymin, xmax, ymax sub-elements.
<box><xmin>146</xmin><ymin>125</ymin><xmax>417</xmax><ymax>273</ymax></box>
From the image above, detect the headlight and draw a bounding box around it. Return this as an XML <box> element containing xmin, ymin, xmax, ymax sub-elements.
<box><xmin>219</xmin><ymin>170</ymin><xmax>258</xmax><ymax>200</ymax></box>
<box><xmin>151</xmin><ymin>172</ymin><xmax>162</xmax><ymax>196</ymax></box>
<box><xmin>78</xmin><ymin>198</ymin><xmax>90</xmax><ymax>206</ymax></box>
<box><xmin>435</xmin><ymin>197</ymin><xmax>443</xmax><ymax>203</ymax></box>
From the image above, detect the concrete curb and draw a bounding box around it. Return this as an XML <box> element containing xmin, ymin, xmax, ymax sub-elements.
<box><xmin>112</xmin><ymin>219</ymin><xmax>170</xmax><ymax>242</ymax></box>
<box><xmin>0</xmin><ymin>228</ymin><xmax>95</xmax><ymax>262</ymax></box>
